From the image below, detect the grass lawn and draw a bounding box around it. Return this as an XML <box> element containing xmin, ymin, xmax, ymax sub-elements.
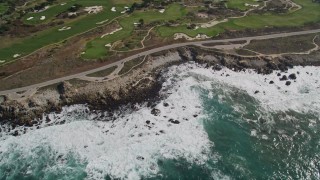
<box><xmin>226</xmin><ymin>0</ymin><xmax>262</xmax><ymax>11</ymax></box>
<box><xmin>82</xmin><ymin>3</ymin><xmax>187</xmax><ymax>59</ymax></box>
<box><xmin>111</xmin><ymin>0</ymin><xmax>142</xmax><ymax>4</ymax></box>
<box><xmin>157</xmin><ymin>0</ymin><xmax>320</xmax><ymax>37</ymax></box>
<box><xmin>22</xmin><ymin>2</ymin><xmax>78</xmax><ymax>25</ymax></box>
<box><xmin>22</xmin><ymin>0</ymin><xmax>130</xmax><ymax>25</ymax></box>
<box><xmin>0</xmin><ymin>0</ymin><xmax>132</xmax><ymax>63</ymax></box>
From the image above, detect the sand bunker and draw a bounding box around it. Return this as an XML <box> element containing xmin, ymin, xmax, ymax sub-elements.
<box><xmin>58</xmin><ymin>26</ymin><xmax>71</xmax><ymax>31</ymax></box>
<box><xmin>60</xmin><ymin>3</ymin><xmax>66</xmax><ymax>6</ymax></box>
<box><xmin>68</xmin><ymin>12</ymin><xmax>77</xmax><ymax>16</ymax></box>
<box><xmin>174</xmin><ymin>33</ymin><xmax>210</xmax><ymax>41</ymax></box>
<box><xmin>26</xmin><ymin>17</ymin><xmax>34</xmax><ymax>20</ymax></box>
<box><xmin>245</xmin><ymin>3</ymin><xmax>259</xmax><ymax>7</ymax></box>
<box><xmin>0</xmin><ymin>60</ymin><xmax>5</xmax><ymax>63</ymax></box>
<box><xmin>13</xmin><ymin>54</ymin><xmax>21</xmax><ymax>58</ymax></box>
<box><xmin>121</xmin><ymin>6</ymin><xmax>130</xmax><ymax>14</ymax></box>
<box><xmin>40</xmin><ymin>16</ymin><xmax>46</xmax><ymax>20</ymax></box>
<box><xmin>34</xmin><ymin>6</ymin><xmax>49</xmax><ymax>13</ymax></box>
<box><xmin>105</xmin><ymin>43</ymin><xmax>112</xmax><ymax>47</ymax></box>
<box><xmin>101</xmin><ymin>27</ymin><xmax>122</xmax><ymax>38</ymax></box>
<box><xmin>84</xmin><ymin>6</ymin><xmax>103</xmax><ymax>14</ymax></box>
<box><xmin>159</xmin><ymin>9</ymin><xmax>165</xmax><ymax>13</ymax></box>
<box><xmin>200</xmin><ymin>19</ymin><xmax>228</xmax><ymax>28</ymax></box>
<box><xmin>111</xmin><ymin>7</ymin><xmax>116</xmax><ymax>12</ymax></box>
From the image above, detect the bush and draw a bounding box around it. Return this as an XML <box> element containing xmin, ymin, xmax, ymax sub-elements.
<box><xmin>0</xmin><ymin>24</ymin><xmax>9</xmax><ymax>34</ymax></box>
<box><xmin>67</xmin><ymin>4</ymin><xmax>82</xmax><ymax>12</ymax></box>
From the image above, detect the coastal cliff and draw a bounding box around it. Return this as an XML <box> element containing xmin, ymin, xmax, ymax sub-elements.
<box><xmin>1</xmin><ymin>46</ymin><xmax>320</xmax><ymax>127</ymax></box>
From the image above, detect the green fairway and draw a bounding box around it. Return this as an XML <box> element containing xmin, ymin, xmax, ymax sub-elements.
<box><xmin>226</xmin><ymin>0</ymin><xmax>262</xmax><ymax>11</ymax></box>
<box><xmin>0</xmin><ymin>0</ymin><xmax>320</xmax><ymax>63</ymax></box>
<box><xmin>22</xmin><ymin>0</ymin><xmax>129</xmax><ymax>25</ymax></box>
<box><xmin>22</xmin><ymin>2</ymin><xmax>77</xmax><ymax>25</ymax></box>
<box><xmin>82</xmin><ymin>3</ymin><xmax>187</xmax><ymax>59</ymax></box>
<box><xmin>157</xmin><ymin>0</ymin><xmax>320</xmax><ymax>37</ymax></box>
<box><xmin>0</xmin><ymin>0</ymin><xmax>129</xmax><ymax>63</ymax></box>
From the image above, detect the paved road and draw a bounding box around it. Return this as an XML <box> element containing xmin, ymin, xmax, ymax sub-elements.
<box><xmin>1</xmin><ymin>28</ymin><xmax>320</xmax><ymax>95</ymax></box>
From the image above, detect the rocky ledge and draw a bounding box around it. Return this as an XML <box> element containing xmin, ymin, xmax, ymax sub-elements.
<box><xmin>1</xmin><ymin>45</ymin><xmax>320</xmax><ymax>126</ymax></box>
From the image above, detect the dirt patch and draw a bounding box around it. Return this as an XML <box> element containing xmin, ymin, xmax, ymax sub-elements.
<box><xmin>119</xmin><ymin>56</ymin><xmax>145</xmax><ymax>75</ymax></box>
<box><xmin>235</xmin><ymin>49</ymin><xmax>258</xmax><ymax>56</ymax></box>
<box><xmin>87</xmin><ymin>66</ymin><xmax>117</xmax><ymax>77</ymax></box>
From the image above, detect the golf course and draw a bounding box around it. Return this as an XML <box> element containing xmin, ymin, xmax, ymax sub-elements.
<box><xmin>0</xmin><ymin>0</ymin><xmax>319</xmax><ymax>63</ymax></box>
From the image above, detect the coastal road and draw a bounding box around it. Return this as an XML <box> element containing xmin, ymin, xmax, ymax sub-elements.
<box><xmin>1</xmin><ymin>28</ymin><xmax>320</xmax><ymax>95</ymax></box>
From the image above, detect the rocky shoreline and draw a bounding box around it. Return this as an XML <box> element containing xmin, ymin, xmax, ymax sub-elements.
<box><xmin>1</xmin><ymin>46</ymin><xmax>320</xmax><ymax>127</ymax></box>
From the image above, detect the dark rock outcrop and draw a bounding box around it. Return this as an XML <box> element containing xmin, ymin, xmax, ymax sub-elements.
<box><xmin>280</xmin><ymin>75</ymin><xmax>288</xmax><ymax>81</ymax></box>
<box><xmin>288</xmin><ymin>73</ymin><xmax>297</xmax><ymax>80</ymax></box>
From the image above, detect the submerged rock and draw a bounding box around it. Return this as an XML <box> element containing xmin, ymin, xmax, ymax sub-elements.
<box><xmin>136</xmin><ymin>156</ymin><xmax>144</xmax><ymax>161</ymax></box>
<box><xmin>285</xmin><ymin>81</ymin><xmax>291</xmax><ymax>86</ymax></box>
<box><xmin>280</xmin><ymin>75</ymin><xmax>288</xmax><ymax>81</ymax></box>
<box><xmin>151</xmin><ymin>108</ymin><xmax>161</xmax><ymax>116</ymax></box>
<box><xmin>288</xmin><ymin>73</ymin><xmax>297</xmax><ymax>80</ymax></box>
<box><xmin>168</xmin><ymin>119</ymin><xmax>180</xmax><ymax>124</ymax></box>
<box><xmin>213</xmin><ymin>64</ymin><xmax>222</xmax><ymax>71</ymax></box>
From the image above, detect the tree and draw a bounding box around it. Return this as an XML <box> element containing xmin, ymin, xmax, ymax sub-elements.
<box><xmin>138</xmin><ymin>18</ymin><xmax>144</xmax><ymax>27</ymax></box>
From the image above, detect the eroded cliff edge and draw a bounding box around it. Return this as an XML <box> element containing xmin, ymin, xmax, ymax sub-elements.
<box><xmin>1</xmin><ymin>46</ymin><xmax>320</xmax><ymax>127</ymax></box>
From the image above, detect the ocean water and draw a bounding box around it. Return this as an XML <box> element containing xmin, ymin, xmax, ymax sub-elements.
<box><xmin>0</xmin><ymin>63</ymin><xmax>319</xmax><ymax>180</ymax></box>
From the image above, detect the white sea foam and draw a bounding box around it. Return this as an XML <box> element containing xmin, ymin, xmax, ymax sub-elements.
<box><xmin>1</xmin><ymin>63</ymin><xmax>319</xmax><ymax>179</ymax></box>
<box><xmin>165</xmin><ymin>63</ymin><xmax>320</xmax><ymax>115</ymax></box>
<box><xmin>0</xmin><ymin>69</ymin><xmax>214</xmax><ymax>179</ymax></box>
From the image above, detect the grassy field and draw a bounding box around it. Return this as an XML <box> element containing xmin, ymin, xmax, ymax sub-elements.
<box><xmin>242</xmin><ymin>33</ymin><xmax>320</xmax><ymax>54</ymax></box>
<box><xmin>226</xmin><ymin>0</ymin><xmax>263</xmax><ymax>11</ymax></box>
<box><xmin>119</xmin><ymin>57</ymin><xmax>144</xmax><ymax>75</ymax></box>
<box><xmin>22</xmin><ymin>2</ymin><xmax>77</xmax><ymax>25</ymax></box>
<box><xmin>0</xmin><ymin>0</ymin><xmax>131</xmax><ymax>63</ymax></box>
<box><xmin>87</xmin><ymin>66</ymin><xmax>117</xmax><ymax>77</ymax></box>
<box><xmin>82</xmin><ymin>3</ymin><xmax>187</xmax><ymax>59</ymax></box>
<box><xmin>0</xmin><ymin>0</ymin><xmax>320</xmax><ymax>63</ymax></box>
<box><xmin>157</xmin><ymin>0</ymin><xmax>320</xmax><ymax>38</ymax></box>
<box><xmin>0</xmin><ymin>2</ymin><xmax>8</xmax><ymax>15</ymax></box>
<box><xmin>111</xmin><ymin>0</ymin><xmax>141</xmax><ymax>4</ymax></box>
